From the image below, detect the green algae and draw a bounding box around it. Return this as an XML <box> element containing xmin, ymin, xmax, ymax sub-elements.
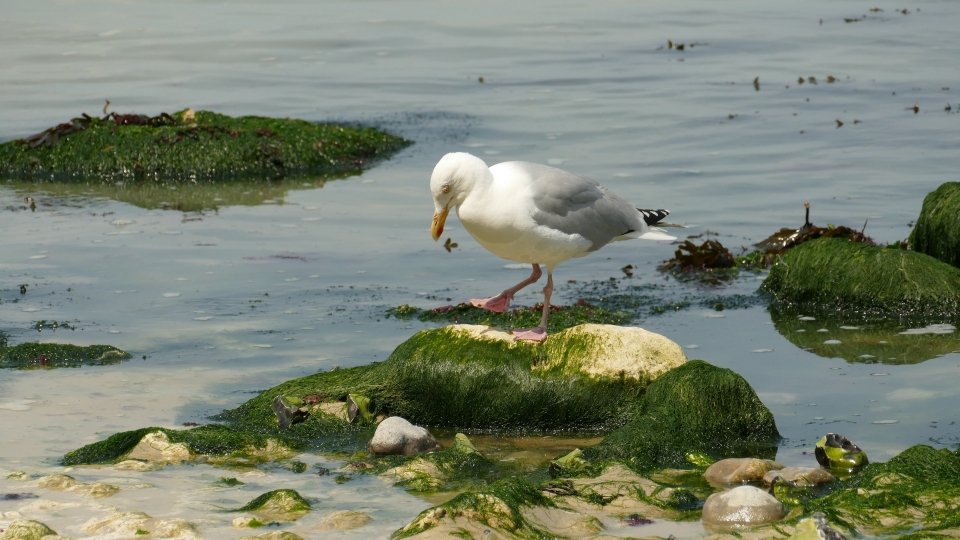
<box><xmin>0</xmin><ymin>520</ymin><xmax>58</xmax><ymax>540</ymax></box>
<box><xmin>386</xmin><ymin>302</ymin><xmax>631</xmax><ymax>334</ymax></box>
<box><xmin>909</xmin><ymin>182</ymin><xmax>960</xmax><ymax>268</ymax></box>
<box><xmin>805</xmin><ymin>445</ymin><xmax>960</xmax><ymax>536</ymax></box>
<box><xmin>0</xmin><ymin>110</ymin><xmax>411</xmax><ymax>181</ymax></box>
<box><xmin>393</xmin><ymin>477</ymin><xmax>556</xmax><ymax>539</ymax></box>
<box><xmin>769</xmin><ymin>306</ymin><xmax>960</xmax><ymax>365</ymax></box>
<box><xmin>760</xmin><ymin>238</ymin><xmax>960</xmax><ymax>319</ymax></box>
<box><xmin>0</xmin><ymin>342</ymin><xmax>131</xmax><ymax>370</ymax></box>
<box><xmin>237</xmin><ymin>489</ymin><xmax>311</xmax><ymax>515</ymax></box>
<box><xmin>351</xmin><ymin>433</ymin><xmax>495</xmax><ymax>493</ymax></box>
<box><xmin>576</xmin><ymin>360</ymin><xmax>780</xmax><ymax>473</ymax></box>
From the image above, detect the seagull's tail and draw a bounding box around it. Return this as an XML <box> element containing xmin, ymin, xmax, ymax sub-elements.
<box><xmin>638</xmin><ymin>208</ymin><xmax>670</xmax><ymax>226</ymax></box>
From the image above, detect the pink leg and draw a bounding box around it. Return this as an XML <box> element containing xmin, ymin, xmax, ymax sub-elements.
<box><xmin>471</xmin><ymin>264</ymin><xmax>542</xmax><ymax>313</ymax></box>
<box><xmin>512</xmin><ymin>270</ymin><xmax>554</xmax><ymax>342</ymax></box>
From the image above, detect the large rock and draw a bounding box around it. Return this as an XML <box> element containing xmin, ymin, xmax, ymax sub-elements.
<box><xmin>704</xmin><ymin>458</ymin><xmax>783</xmax><ymax>486</ymax></box>
<box><xmin>126</xmin><ymin>431</ymin><xmax>192</xmax><ymax>463</ymax></box>
<box><xmin>0</xmin><ymin>520</ymin><xmax>56</xmax><ymax>540</ymax></box>
<box><xmin>316</xmin><ymin>510</ymin><xmax>372</xmax><ymax>531</ymax></box>
<box><xmin>763</xmin><ymin>467</ymin><xmax>836</xmax><ymax>487</ymax></box>
<box><xmin>368</xmin><ymin>416</ymin><xmax>439</xmax><ymax>456</ymax></box>
<box><xmin>909</xmin><ymin>182</ymin><xmax>960</xmax><ymax>268</ymax></box>
<box><xmin>701</xmin><ymin>486</ymin><xmax>784</xmax><ymax>527</ymax></box>
<box><xmin>760</xmin><ymin>238</ymin><xmax>960</xmax><ymax>318</ymax></box>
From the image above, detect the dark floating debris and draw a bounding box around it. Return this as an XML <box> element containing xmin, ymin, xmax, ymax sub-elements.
<box><xmin>621</xmin><ymin>513</ymin><xmax>654</xmax><ymax>526</ymax></box>
<box><xmin>2</xmin><ymin>493</ymin><xmax>38</xmax><ymax>500</ymax></box>
<box><xmin>443</xmin><ymin>237</ymin><xmax>458</xmax><ymax>252</ymax></box>
<box><xmin>753</xmin><ymin>76</ymin><xmax>760</xmax><ymax>91</ymax></box>
<box><xmin>836</xmin><ymin>119</ymin><xmax>844</xmax><ymax>128</ymax></box>
<box><xmin>657</xmin><ymin>239</ymin><xmax>735</xmax><ymax>284</ymax></box>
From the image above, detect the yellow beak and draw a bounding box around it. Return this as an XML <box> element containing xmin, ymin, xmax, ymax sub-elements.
<box><xmin>431</xmin><ymin>206</ymin><xmax>449</xmax><ymax>241</ymax></box>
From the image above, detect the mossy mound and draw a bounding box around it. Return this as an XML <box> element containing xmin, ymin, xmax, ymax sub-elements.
<box><xmin>0</xmin><ymin>520</ymin><xmax>57</xmax><ymax>540</ymax></box>
<box><xmin>63</xmin><ymin>324</ymin><xmax>683</xmax><ymax>465</ymax></box>
<box><xmin>575</xmin><ymin>360</ymin><xmax>780</xmax><ymax>473</ymax></box>
<box><xmin>0</xmin><ymin>342</ymin><xmax>131</xmax><ymax>369</ymax></box>
<box><xmin>0</xmin><ymin>110</ymin><xmax>410</xmax><ymax>181</ymax></box>
<box><xmin>760</xmin><ymin>238</ymin><xmax>960</xmax><ymax>318</ymax></box>
<box><xmin>909</xmin><ymin>182</ymin><xmax>960</xmax><ymax>268</ymax></box>
<box><xmin>770</xmin><ymin>306</ymin><xmax>960</xmax><ymax>365</ymax></box>
<box><xmin>806</xmin><ymin>445</ymin><xmax>960</xmax><ymax>536</ymax></box>
<box><xmin>236</xmin><ymin>489</ymin><xmax>311</xmax><ymax>522</ymax></box>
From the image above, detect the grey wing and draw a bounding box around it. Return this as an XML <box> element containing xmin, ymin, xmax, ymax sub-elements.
<box><xmin>519</xmin><ymin>162</ymin><xmax>642</xmax><ymax>251</ymax></box>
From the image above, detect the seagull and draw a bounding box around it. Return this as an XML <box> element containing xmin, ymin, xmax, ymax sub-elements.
<box><xmin>429</xmin><ymin>152</ymin><xmax>675</xmax><ymax>342</ymax></box>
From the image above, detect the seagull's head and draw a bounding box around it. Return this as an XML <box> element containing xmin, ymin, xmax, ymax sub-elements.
<box><xmin>429</xmin><ymin>152</ymin><xmax>487</xmax><ymax>241</ymax></box>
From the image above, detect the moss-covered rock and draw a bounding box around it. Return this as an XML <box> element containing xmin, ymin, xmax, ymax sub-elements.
<box><xmin>236</xmin><ymin>489</ymin><xmax>311</xmax><ymax>522</ymax></box>
<box><xmin>769</xmin><ymin>306</ymin><xmax>960</xmax><ymax>365</ymax></box>
<box><xmin>806</xmin><ymin>445</ymin><xmax>960</xmax><ymax>536</ymax></box>
<box><xmin>0</xmin><ymin>110</ymin><xmax>410</xmax><ymax>182</ymax></box>
<box><xmin>358</xmin><ymin>433</ymin><xmax>493</xmax><ymax>492</ymax></box>
<box><xmin>760</xmin><ymin>238</ymin><xmax>960</xmax><ymax>318</ymax></box>
<box><xmin>0</xmin><ymin>342</ymin><xmax>131</xmax><ymax>369</ymax></box>
<box><xmin>909</xmin><ymin>182</ymin><xmax>960</xmax><ymax>268</ymax></box>
<box><xmin>576</xmin><ymin>360</ymin><xmax>780</xmax><ymax>473</ymax></box>
<box><xmin>0</xmin><ymin>520</ymin><xmax>57</xmax><ymax>540</ymax></box>
<box><xmin>238</xmin><ymin>533</ymin><xmax>305</xmax><ymax>540</ymax></box>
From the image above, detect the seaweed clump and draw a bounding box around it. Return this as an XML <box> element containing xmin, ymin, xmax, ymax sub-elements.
<box><xmin>0</xmin><ymin>109</ymin><xmax>411</xmax><ymax>181</ymax></box>
<box><xmin>908</xmin><ymin>182</ymin><xmax>960</xmax><ymax>268</ymax></box>
<box><xmin>760</xmin><ymin>237</ymin><xmax>960</xmax><ymax>319</ymax></box>
<box><xmin>0</xmin><ymin>342</ymin><xmax>131</xmax><ymax>370</ymax></box>
<box><xmin>572</xmin><ymin>360</ymin><xmax>780</xmax><ymax>474</ymax></box>
<box><xmin>807</xmin><ymin>445</ymin><xmax>960</xmax><ymax>536</ymax></box>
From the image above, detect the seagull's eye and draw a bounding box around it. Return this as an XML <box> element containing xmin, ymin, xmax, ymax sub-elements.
<box><xmin>442</xmin><ymin>184</ymin><xmax>451</xmax><ymax>194</ymax></box>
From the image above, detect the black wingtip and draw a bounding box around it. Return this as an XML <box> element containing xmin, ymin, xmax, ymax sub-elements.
<box><xmin>638</xmin><ymin>208</ymin><xmax>670</xmax><ymax>225</ymax></box>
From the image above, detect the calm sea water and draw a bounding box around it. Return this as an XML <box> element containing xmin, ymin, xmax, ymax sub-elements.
<box><xmin>2</xmin><ymin>0</ymin><xmax>959</xmax><ymax>537</ymax></box>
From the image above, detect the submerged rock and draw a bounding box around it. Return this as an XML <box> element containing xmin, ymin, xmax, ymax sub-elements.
<box><xmin>236</xmin><ymin>489</ymin><xmax>311</xmax><ymax>522</ymax></box>
<box><xmin>0</xmin><ymin>343</ymin><xmax>131</xmax><ymax>370</ymax></box>
<box><xmin>814</xmin><ymin>433</ymin><xmax>867</xmax><ymax>472</ymax></box>
<box><xmin>372</xmin><ymin>433</ymin><xmax>490</xmax><ymax>492</ymax></box>
<box><xmin>704</xmin><ymin>458</ymin><xmax>784</xmax><ymax>486</ymax></box>
<box><xmin>701</xmin><ymin>485</ymin><xmax>784</xmax><ymax>528</ymax></box>
<box><xmin>0</xmin><ymin>520</ymin><xmax>57</xmax><ymax>540</ymax></box>
<box><xmin>909</xmin><ymin>182</ymin><xmax>960</xmax><ymax>268</ymax></box>
<box><xmin>763</xmin><ymin>467</ymin><xmax>836</xmax><ymax>487</ymax></box>
<box><xmin>237</xmin><ymin>533</ymin><xmax>305</xmax><ymax>540</ymax></box>
<box><xmin>368</xmin><ymin>416</ymin><xmax>440</xmax><ymax>456</ymax></box>
<box><xmin>760</xmin><ymin>238</ymin><xmax>960</xmax><ymax>318</ymax></box>
<box><xmin>81</xmin><ymin>511</ymin><xmax>151</xmax><ymax>536</ymax></box>
<box><xmin>152</xmin><ymin>518</ymin><xmax>200</xmax><ymax>539</ymax></box>
<box><xmin>316</xmin><ymin>510</ymin><xmax>372</xmax><ymax>531</ymax></box>
<box><xmin>126</xmin><ymin>430</ymin><xmax>192</xmax><ymax>463</ymax></box>
<box><xmin>36</xmin><ymin>475</ymin><xmax>77</xmax><ymax>491</ymax></box>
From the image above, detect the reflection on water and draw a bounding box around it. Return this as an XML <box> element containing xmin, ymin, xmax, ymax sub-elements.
<box><xmin>6</xmin><ymin>174</ymin><xmax>352</xmax><ymax>212</ymax></box>
<box><xmin>770</xmin><ymin>306</ymin><xmax>960</xmax><ymax>365</ymax></box>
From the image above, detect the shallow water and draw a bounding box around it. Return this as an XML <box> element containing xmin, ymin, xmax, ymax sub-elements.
<box><xmin>2</xmin><ymin>0</ymin><xmax>960</xmax><ymax>537</ymax></box>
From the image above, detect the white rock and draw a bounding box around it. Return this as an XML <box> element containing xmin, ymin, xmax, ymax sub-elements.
<box><xmin>368</xmin><ymin>417</ymin><xmax>440</xmax><ymax>456</ymax></box>
<box><xmin>81</xmin><ymin>511</ymin><xmax>151</xmax><ymax>536</ymax></box>
<box><xmin>703</xmin><ymin>458</ymin><xmax>783</xmax><ymax>485</ymax></box>
<box><xmin>126</xmin><ymin>431</ymin><xmax>191</xmax><ymax>463</ymax></box>
<box><xmin>702</xmin><ymin>485</ymin><xmax>783</xmax><ymax>526</ymax></box>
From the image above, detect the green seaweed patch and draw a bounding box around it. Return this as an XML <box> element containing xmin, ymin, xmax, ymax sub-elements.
<box><xmin>393</xmin><ymin>477</ymin><xmax>556</xmax><ymax>539</ymax></box>
<box><xmin>909</xmin><ymin>182</ymin><xmax>960</xmax><ymax>268</ymax></box>
<box><xmin>61</xmin><ymin>424</ymin><xmax>289</xmax><ymax>466</ymax></box>
<box><xmin>770</xmin><ymin>306</ymin><xmax>960</xmax><ymax>365</ymax></box>
<box><xmin>0</xmin><ymin>342</ymin><xmax>131</xmax><ymax>370</ymax></box>
<box><xmin>0</xmin><ymin>110</ymin><xmax>411</xmax><ymax>182</ymax></box>
<box><xmin>761</xmin><ymin>238</ymin><xmax>960</xmax><ymax>319</ymax></box>
<box><xmin>386</xmin><ymin>300</ymin><xmax>630</xmax><ymax>333</ymax></box>
<box><xmin>577</xmin><ymin>360</ymin><xmax>780</xmax><ymax>473</ymax></box>
<box><xmin>806</xmin><ymin>445</ymin><xmax>960</xmax><ymax>536</ymax></box>
<box><xmin>351</xmin><ymin>433</ymin><xmax>496</xmax><ymax>493</ymax></box>
<box><xmin>569</xmin><ymin>280</ymin><xmax>762</xmax><ymax>318</ymax></box>
<box><xmin>220</xmin><ymin>325</ymin><xmax>649</xmax><ymax>437</ymax></box>
<box><xmin>218</xmin><ymin>477</ymin><xmax>245</xmax><ymax>487</ymax></box>
<box><xmin>236</xmin><ymin>489</ymin><xmax>311</xmax><ymax>522</ymax></box>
